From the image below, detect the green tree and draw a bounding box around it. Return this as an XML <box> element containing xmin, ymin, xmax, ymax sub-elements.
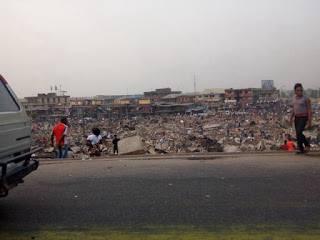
<box><xmin>30</xmin><ymin>112</ymin><xmax>38</xmax><ymax>119</ymax></box>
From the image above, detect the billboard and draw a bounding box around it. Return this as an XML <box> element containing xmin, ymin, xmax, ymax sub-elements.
<box><xmin>261</xmin><ymin>80</ymin><xmax>274</xmax><ymax>90</ymax></box>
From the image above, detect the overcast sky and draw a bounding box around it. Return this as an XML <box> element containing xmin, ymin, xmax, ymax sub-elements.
<box><xmin>1</xmin><ymin>0</ymin><xmax>320</xmax><ymax>98</ymax></box>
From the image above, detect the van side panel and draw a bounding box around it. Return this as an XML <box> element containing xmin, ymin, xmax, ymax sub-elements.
<box><xmin>0</xmin><ymin>82</ymin><xmax>31</xmax><ymax>163</ymax></box>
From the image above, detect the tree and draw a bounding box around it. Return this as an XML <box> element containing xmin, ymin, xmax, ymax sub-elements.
<box><xmin>30</xmin><ymin>112</ymin><xmax>38</xmax><ymax>119</ymax></box>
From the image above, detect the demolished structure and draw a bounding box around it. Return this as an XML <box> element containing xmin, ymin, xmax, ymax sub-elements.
<box><xmin>32</xmin><ymin>111</ymin><xmax>320</xmax><ymax>158</ymax></box>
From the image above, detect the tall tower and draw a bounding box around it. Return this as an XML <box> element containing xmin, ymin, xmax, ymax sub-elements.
<box><xmin>193</xmin><ymin>75</ymin><xmax>197</xmax><ymax>93</ymax></box>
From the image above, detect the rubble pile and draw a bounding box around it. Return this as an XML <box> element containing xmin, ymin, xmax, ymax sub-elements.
<box><xmin>31</xmin><ymin>113</ymin><xmax>320</xmax><ymax>158</ymax></box>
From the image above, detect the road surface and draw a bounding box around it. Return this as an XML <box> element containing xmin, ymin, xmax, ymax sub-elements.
<box><xmin>1</xmin><ymin>152</ymin><xmax>319</xmax><ymax>239</ymax></box>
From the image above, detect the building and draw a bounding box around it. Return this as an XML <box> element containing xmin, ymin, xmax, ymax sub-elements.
<box><xmin>258</xmin><ymin>89</ymin><xmax>280</xmax><ymax>101</ymax></box>
<box><xmin>22</xmin><ymin>93</ymin><xmax>70</xmax><ymax>118</ymax></box>
<box><xmin>161</xmin><ymin>93</ymin><xmax>181</xmax><ymax>103</ymax></box>
<box><xmin>225</xmin><ymin>88</ymin><xmax>260</xmax><ymax>104</ymax></box>
<box><xmin>93</xmin><ymin>95</ymin><xmax>124</xmax><ymax>105</ymax></box>
<box><xmin>144</xmin><ymin>88</ymin><xmax>181</xmax><ymax>103</ymax></box>
<box><xmin>225</xmin><ymin>88</ymin><xmax>280</xmax><ymax>105</ymax></box>
<box><xmin>195</xmin><ymin>88</ymin><xmax>225</xmax><ymax>106</ymax></box>
<box><xmin>153</xmin><ymin>103</ymin><xmax>195</xmax><ymax>115</ymax></box>
<box><xmin>114</xmin><ymin>95</ymin><xmax>144</xmax><ymax>105</ymax></box>
<box><xmin>161</xmin><ymin>92</ymin><xmax>198</xmax><ymax>104</ymax></box>
<box><xmin>70</xmin><ymin>97</ymin><xmax>87</xmax><ymax>106</ymax></box>
<box><xmin>176</xmin><ymin>93</ymin><xmax>198</xmax><ymax>104</ymax></box>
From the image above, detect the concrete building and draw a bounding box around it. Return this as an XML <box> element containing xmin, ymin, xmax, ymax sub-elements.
<box><xmin>144</xmin><ymin>88</ymin><xmax>181</xmax><ymax>103</ymax></box>
<box><xmin>225</xmin><ymin>88</ymin><xmax>260</xmax><ymax>104</ymax></box>
<box><xmin>176</xmin><ymin>93</ymin><xmax>198</xmax><ymax>104</ymax></box>
<box><xmin>114</xmin><ymin>95</ymin><xmax>144</xmax><ymax>105</ymax></box>
<box><xmin>70</xmin><ymin>97</ymin><xmax>87</xmax><ymax>106</ymax></box>
<box><xmin>22</xmin><ymin>93</ymin><xmax>70</xmax><ymax>118</ymax></box>
<box><xmin>161</xmin><ymin>94</ymin><xmax>181</xmax><ymax>103</ymax></box>
<box><xmin>225</xmin><ymin>88</ymin><xmax>280</xmax><ymax>105</ymax></box>
<box><xmin>93</xmin><ymin>95</ymin><xmax>124</xmax><ymax>105</ymax></box>
<box><xmin>258</xmin><ymin>89</ymin><xmax>280</xmax><ymax>101</ymax></box>
<box><xmin>195</xmin><ymin>88</ymin><xmax>225</xmax><ymax>105</ymax></box>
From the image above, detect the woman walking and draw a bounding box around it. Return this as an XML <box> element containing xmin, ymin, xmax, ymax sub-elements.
<box><xmin>289</xmin><ymin>83</ymin><xmax>312</xmax><ymax>153</ymax></box>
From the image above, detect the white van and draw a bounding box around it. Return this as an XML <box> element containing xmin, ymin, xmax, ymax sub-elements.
<box><xmin>0</xmin><ymin>75</ymin><xmax>41</xmax><ymax>197</ymax></box>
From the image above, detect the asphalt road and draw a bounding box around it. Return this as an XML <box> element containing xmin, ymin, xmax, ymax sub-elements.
<box><xmin>1</xmin><ymin>152</ymin><xmax>320</xmax><ymax>239</ymax></box>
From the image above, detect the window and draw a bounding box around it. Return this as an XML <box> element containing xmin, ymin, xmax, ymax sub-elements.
<box><xmin>0</xmin><ymin>81</ymin><xmax>20</xmax><ymax>112</ymax></box>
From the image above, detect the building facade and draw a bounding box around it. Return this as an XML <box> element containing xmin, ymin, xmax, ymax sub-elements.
<box><xmin>22</xmin><ymin>93</ymin><xmax>70</xmax><ymax>118</ymax></box>
<box><xmin>225</xmin><ymin>88</ymin><xmax>260</xmax><ymax>104</ymax></box>
<box><xmin>144</xmin><ymin>88</ymin><xmax>181</xmax><ymax>103</ymax></box>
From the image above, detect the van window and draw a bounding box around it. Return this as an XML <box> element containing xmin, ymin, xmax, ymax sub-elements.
<box><xmin>0</xmin><ymin>81</ymin><xmax>20</xmax><ymax>112</ymax></box>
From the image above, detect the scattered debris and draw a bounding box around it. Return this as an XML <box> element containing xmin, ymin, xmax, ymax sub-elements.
<box><xmin>30</xmin><ymin>113</ymin><xmax>320</xmax><ymax>158</ymax></box>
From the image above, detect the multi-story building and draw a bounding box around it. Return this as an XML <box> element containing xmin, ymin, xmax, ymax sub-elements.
<box><xmin>161</xmin><ymin>93</ymin><xmax>181</xmax><ymax>103</ymax></box>
<box><xmin>225</xmin><ymin>88</ymin><xmax>260</xmax><ymax>104</ymax></box>
<box><xmin>225</xmin><ymin>88</ymin><xmax>280</xmax><ymax>105</ymax></box>
<box><xmin>22</xmin><ymin>93</ymin><xmax>70</xmax><ymax>118</ymax></box>
<box><xmin>176</xmin><ymin>93</ymin><xmax>198</xmax><ymax>104</ymax></box>
<box><xmin>258</xmin><ymin>90</ymin><xmax>280</xmax><ymax>101</ymax></box>
<box><xmin>161</xmin><ymin>92</ymin><xmax>198</xmax><ymax>104</ymax></box>
<box><xmin>144</xmin><ymin>88</ymin><xmax>181</xmax><ymax>103</ymax></box>
<box><xmin>114</xmin><ymin>95</ymin><xmax>144</xmax><ymax>105</ymax></box>
<box><xmin>70</xmin><ymin>97</ymin><xmax>87</xmax><ymax>106</ymax></box>
<box><xmin>195</xmin><ymin>88</ymin><xmax>225</xmax><ymax>105</ymax></box>
<box><xmin>93</xmin><ymin>95</ymin><xmax>124</xmax><ymax>105</ymax></box>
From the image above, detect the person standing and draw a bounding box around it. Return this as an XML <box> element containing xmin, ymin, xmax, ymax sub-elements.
<box><xmin>112</xmin><ymin>135</ymin><xmax>120</xmax><ymax>154</ymax></box>
<box><xmin>51</xmin><ymin>117</ymin><xmax>68</xmax><ymax>158</ymax></box>
<box><xmin>289</xmin><ymin>83</ymin><xmax>312</xmax><ymax>153</ymax></box>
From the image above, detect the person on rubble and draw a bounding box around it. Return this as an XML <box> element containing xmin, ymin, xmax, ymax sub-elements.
<box><xmin>281</xmin><ymin>140</ymin><xmax>289</xmax><ymax>151</ymax></box>
<box><xmin>289</xmin><ymin>83</ymin><xmax>312</xmax><ymax>154</ymax></box>
<box><xmin>86</xmin><ymin>127</ymin><xmax>102</xmax><ymax>157</ymax></box>
<box><xmin>112</xmin><ymin>135</ymin><xmax>120</xmax><ymax>154</ymax></box>
<box><xmin>51</xmin><ymin>117</ymin><xmax>69</xmax><ymax>158</ymax></box>
<box><xmin>286</xmin><ymin>137</ymin><xmax>295</xmax><ymax>151</ymax></box>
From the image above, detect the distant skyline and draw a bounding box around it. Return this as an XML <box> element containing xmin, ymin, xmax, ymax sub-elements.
<box><xmin>1</xmin><ymin>0</ymin><xmax>320</xmax><ymax>98</ymax></box>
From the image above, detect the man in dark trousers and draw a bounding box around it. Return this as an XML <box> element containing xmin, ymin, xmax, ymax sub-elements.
<box><xmin>112</xmin><ymin>135</ymin><xmax>120</xmax><ymax>154</ymax></box>
<box><xmin>51</xmin><ymin>117</ymin><xmax>68</xmax><ymax>158</ymax></box>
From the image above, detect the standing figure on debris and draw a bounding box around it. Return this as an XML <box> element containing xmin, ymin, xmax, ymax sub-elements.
<box><xmin>51</xmin><ymin>117</ymin><xmax>68</xmax><ymax>158</ymax></box>
<box><xmin>87</xmin><ymin>127</ymin><xmax>102</xmax><ymax>157</ymax></box>
<box><xmin>289</xmin><ymin>83</ymin><xmax>312</xmax><ymax>154</ymax></box>
<box><xmin>112</xmin><ymin>135</ymin><xmax>120</xmax><ymax>154</ymax></box>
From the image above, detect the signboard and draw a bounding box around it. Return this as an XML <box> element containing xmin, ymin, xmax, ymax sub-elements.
<box><xmin>261</xmin><ymin>80</ymin><xmax>274</xmax><ymax>90</ymax></box>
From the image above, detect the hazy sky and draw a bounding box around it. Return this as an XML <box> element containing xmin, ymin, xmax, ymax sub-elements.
<box><xmin>1</xmin><ymin>0</ymin><xmax>320</xmax><ymax>98</ymax></box>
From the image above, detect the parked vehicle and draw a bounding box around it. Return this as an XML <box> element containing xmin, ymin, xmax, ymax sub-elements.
<box><xmin>0</xmin><ymin>75</ymin><xmax>41</xmax><ymax>197</ymax></box>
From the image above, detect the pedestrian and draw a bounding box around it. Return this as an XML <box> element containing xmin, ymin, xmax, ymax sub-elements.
<box><xmin>87</xmin><ymin>127</ymin><xmax>102</xmax><ymax>157</ymax></box>
<box><xmin>51</xmin><ymin>117</ymin><xmax>68</xmax><ymax>158</ymax></box>
<box><xmin>281</xmin><ymin>140</ymin><xmax>289</xmax><ymax>151</ymax></box>
<box><xmin>112</xmin><ymin>135</ymin><xmax>120</xmax><ymax>154</ymax></box>
<box><xmin>289</xmin><ymin>83</ymin><xmax>312</xmax><ymax>154</ymax></box>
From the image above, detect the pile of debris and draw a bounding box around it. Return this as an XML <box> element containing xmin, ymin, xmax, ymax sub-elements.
<box><xmin>31</xmin><ymin>113</ymin><xmax>320</xmax><ymax>158</ymax></box>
